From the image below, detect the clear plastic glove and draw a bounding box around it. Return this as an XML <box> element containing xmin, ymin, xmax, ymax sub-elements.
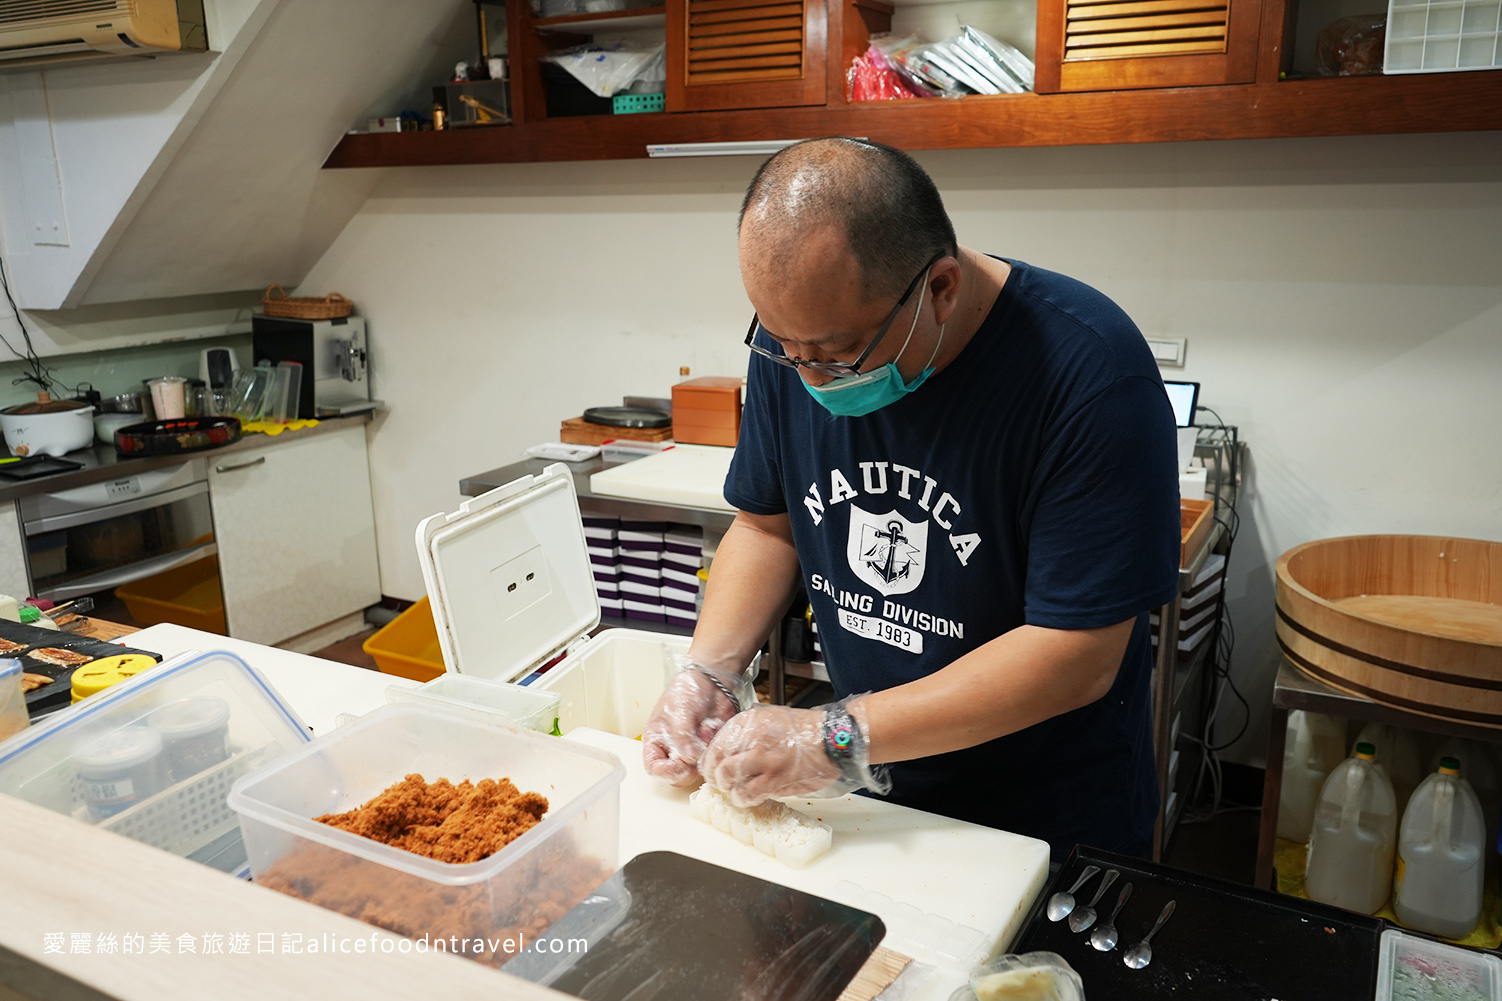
<box><xmin>641</xmin><ymin>648</ymin><xmax>757</xmax><ymax>786</ymax></box>
<box><xmin>699</xmin><ymin>697</ymin><xmax>891</xmax><ymax>808</ymax></box>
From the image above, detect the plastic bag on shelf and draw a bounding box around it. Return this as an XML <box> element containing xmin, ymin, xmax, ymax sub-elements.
<box><xmin>1317</xmin><ymin>14</ymin><xmax>1386</xmax><ymax>75</ymax></box>
<box><xmin>959</xmin><ymin>25</ymin><xmax>1034</xmax><ymax>91</ymax></box>
<box><xmin>867</xmin><ymin>34</ymin><xmax>950</xmax><ymax>97</ymax></box>
<box><xmin>847</xmin><ymin>40</ymin><xmax>924</xmax><ymax>101</ymax></box>
<box><xmin>542</xmin><ymin>40</ymin><xmax>667</xmax><ymax>97</ymax></box>
<box><xmin>897</xmin><ymin>42</ymin><xmax>968</xmax><ymax>96</ymax></box>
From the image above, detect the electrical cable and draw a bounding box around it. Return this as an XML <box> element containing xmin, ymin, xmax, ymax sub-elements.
<box><xmin>1174</xmin><ymin>409</ymin><xmax>1254</xmax><ymax>827</ymax></box>
<box><xmin>0</xmin><ymin>249</ymin><xmax>64</xmax><ymax>398</ymax></box>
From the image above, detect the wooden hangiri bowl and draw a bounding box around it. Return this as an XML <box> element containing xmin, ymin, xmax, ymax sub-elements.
<box><xmin>1276</xmin><ymin>535</ymin><xmax>1502</xmax><ymax>727</ymax></box>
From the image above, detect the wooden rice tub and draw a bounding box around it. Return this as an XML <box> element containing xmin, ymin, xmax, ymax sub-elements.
<box><xmin>1276</xmin><ymin>535</ymin><xmax>1502</xmax><ymax>727</ymax></box>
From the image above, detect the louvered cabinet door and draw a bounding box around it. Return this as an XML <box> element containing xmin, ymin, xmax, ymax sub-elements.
<box><xmin>666</xmin><ymin>0</ymin><xmax>827</xmax><ymax>111</ymax></box>
<box><xmin>1035</xmin><ymin>0</ymin><xmax>1262</xmax><ymax>91</ymax></box>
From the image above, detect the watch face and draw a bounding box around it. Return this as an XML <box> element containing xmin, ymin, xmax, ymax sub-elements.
<box><xmin>828</xmin><ymin>723</ymin><xmax>855</xmax><ymax>758</ymax></box>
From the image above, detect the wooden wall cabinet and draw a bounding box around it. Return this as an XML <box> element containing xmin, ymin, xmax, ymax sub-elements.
<box><xmin>1035</xmin><ymin>0</ymin><xmax>1265</xmax><ymax>92</ymax></box>
<box><xmin>666</xmin><ymin>0</ymin><xmax>828</xmax><ymax>110</ymax></box>
<box><xmin>325</xmin><ymin>0</ymin><xmax>1502</xmax><ymax>167</ymax></box>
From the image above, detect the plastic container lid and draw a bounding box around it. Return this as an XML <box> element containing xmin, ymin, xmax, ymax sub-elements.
<box><xmin>17</xmin><ymin>605</ymin><xmax>41</xmax><ymax>624</ymax></box>
<box><xmin>1440</xmin><ymin>756</ymin><xmax>1461</xmax><ymax>775</ymax></box>
<box><xmin>416</xmin><ymin>463</ymin><xmax>600</xmax><ymax>683</ymax></box>
<box><xmin>75</xmin><ymin>726</ymin><xmax>164</xmax><ymax>775</ymax></box>
<box><xmin>151</xmin><ymin>696</ymin><xmax>232</xmax><ymax>740</ymax></box>
<box><xmin>1356</xmin><ymin>741</ymin><xmax>1376</xmax><ymax>759</ymax></box>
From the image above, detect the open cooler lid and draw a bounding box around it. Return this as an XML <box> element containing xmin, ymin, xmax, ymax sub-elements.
<box><xmin>416</xmin><ymin>462</ymin><xmax>599</xmax><ymax>683</ymax></box>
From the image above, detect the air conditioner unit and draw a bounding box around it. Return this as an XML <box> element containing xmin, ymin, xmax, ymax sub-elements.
<box><xmin>0</xmin><ymin>0</ymin><xmax>207</xmax><ymax>71</ymax></box>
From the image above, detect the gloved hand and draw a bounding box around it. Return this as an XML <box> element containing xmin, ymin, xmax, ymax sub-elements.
<box><xmin>641</xmin><ymin>649</ymin><xmax>758</xmax><ymax>785</ymax></box>
<box><xmin>699</xmin><ymin>697</ymin><xmax>891</xmax><ymax>808</ymax></box>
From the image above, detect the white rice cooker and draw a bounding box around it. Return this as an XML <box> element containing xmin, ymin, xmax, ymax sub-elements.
<box><xmin>0</xmin><ymin>398</ymin><xmax>95</xmax><ymax>457</ymax></box>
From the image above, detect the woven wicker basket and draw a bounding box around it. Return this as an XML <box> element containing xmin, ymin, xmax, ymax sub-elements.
<box><xmin>261</xmin><ymin>284</ymin><xmax>353</xmax><ymax>320</ymax></box>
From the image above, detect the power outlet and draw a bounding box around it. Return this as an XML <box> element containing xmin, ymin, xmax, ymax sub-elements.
<box><xmin>490</xmin><ymin>545</ymin><xmax>550</xmax><ymax>622</ymax></box>
<box><xmin>1146</xmin><ymin>337</ymin><xmax>1187</xmax><ymax>368</ymax></box>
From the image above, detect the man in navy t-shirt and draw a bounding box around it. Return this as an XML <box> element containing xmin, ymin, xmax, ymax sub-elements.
<box><xmin>640</xmin><ymin>137</ymin><xmax>1180</xmax><ymax>860</ymax></box>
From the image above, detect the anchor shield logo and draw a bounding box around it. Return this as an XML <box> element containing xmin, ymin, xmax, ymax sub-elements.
<box><xmin>846</xmin><ymin>505</ymin><xmax>928</xmax><ymax>597</ymax></box>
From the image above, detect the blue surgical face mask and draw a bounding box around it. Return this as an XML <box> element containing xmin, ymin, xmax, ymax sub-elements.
<box><xmin>802</xmin><ymin>271</ymin><xmax>945</xmax><ymax>418</ymax></box>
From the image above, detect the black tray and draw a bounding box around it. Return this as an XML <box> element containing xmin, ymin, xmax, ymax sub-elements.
<box><xmin>114</xmin><ymin>416</ymin><xmax>240</xmax><ymax>456</ymax></box>
<box><xmin>0</xmin><ymin>455</ymin><xmax>85</xmax><ymax>480</ymax></box>
<box><xmin>1012</xmin><ymin>847</ymin><xmax>1382</xmax><ymax>1001</ymax></box>
<box><xmin>0</xmin><ymin>619</ymin><xmax>162</xmax><ymax>717</ymax></box>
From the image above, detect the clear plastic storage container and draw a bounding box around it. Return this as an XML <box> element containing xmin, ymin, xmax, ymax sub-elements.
<box><xmin>1306</xmin><ymin>741</ymin><xmax>1398</xmax><ymax>914</ymax></box>
<box><xmin>1375</xmin><ymin>928</ymin><xmax>1502</xmax><ymax>1001</ymax></box>
<box><xmin>531</xmin><ymin>630</ymin><xmax>691</xmax><ymax>738</ymax></box>
<box><xmin>1394</xmin><ymin>757</ymin><xmax>1487</xmax><ymax>938</ymax></box>
<box><xmin>1278</xmin><ymin>709</ymin><xmax>1348</xmax><ymax>842</ymax></box>
<box><xmin>386</xmin><ymin>673</ymin><xmax>562</xmax><ymax>734</ymax></box>
<box><xmin>0</xmin><ymin>651</ymin><xmax>309</xmax><ymax>875</ymax></box>
<box><xmin>0</xmin><ymin>658</ymin><xmax>28</xmax><ymax>742</ymax></box>
<box><xmin>227</xmin><ymin>702</ymin><xmax>624</xmax><ymax>964</ymax></box>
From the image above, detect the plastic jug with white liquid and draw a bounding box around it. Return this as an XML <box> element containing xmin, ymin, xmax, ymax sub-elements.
<box><xmin>1429</xmin><ymin>737</ymin><xmax>1502</xmax><ymax>857</ymax></box>
<box><xmin>1306</xmin><ymin>742</ymin><xmax>1398</xmax><ymax>914</ymax></box>
<box><xmin>1393</xmin><ymin>757</ymin><xmax>1486</xmax><ymax>939</ymax></box>
<box><xmin>1278</xmin><ymin>710</ymin><xmax>1349</xmax><ymax>842</ymax></box>
<box><xmin>1355</xmin><ymin>721</ymin><xmax>1423</xmax><ymax>813</ymax></box>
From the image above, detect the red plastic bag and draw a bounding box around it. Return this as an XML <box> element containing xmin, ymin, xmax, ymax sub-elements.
<box><xmin>847</xmin><ymin>43</ymin><xmax>921</xmax><ymax>101</ymax></box>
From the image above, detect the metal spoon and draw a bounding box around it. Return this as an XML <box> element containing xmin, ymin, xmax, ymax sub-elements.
<box><xmin>1066</xmin><ymin>868</ymin><xmax>1119</xmax><ymax>933</ymax></box>
<box><xmin>1123</xmin><ymin>900</ymin><xmax>1177</xmax><ymax>970</ymax></box>
<box><xmin>1045</xmin><ymin>865</ymin><xmax>1102</xmax><ymax>922</ymax></box>
<box><xmin>1089</xmin><ymin>882</ymin><xmax>1133</xmax><ymax>951</ymax></box>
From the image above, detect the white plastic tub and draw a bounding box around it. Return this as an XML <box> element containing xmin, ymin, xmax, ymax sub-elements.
<box><xmin>227</xmin><ymin>702</ymin><xmax>624</xmax><ymax>966</ymax></box>
<box><xmin>530</xmin><ymin>628</ymin><xmax>690</xmax><ymax>738</ymax></box>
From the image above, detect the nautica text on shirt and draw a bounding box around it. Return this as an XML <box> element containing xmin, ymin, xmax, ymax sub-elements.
<box><xmin>801</xmin><ymin>461</ymin><xmax>982</xmax><ymax>567</ymax></box>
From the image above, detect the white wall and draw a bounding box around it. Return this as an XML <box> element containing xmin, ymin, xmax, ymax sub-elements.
<box><xmin>297</xmin><ymin>131</ymin><xmax>1502</xmax><ymax>765</ymax></box>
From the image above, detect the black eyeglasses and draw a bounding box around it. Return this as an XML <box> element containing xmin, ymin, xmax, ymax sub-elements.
<box><xmin>744</xmin><ymin>251</ymin><xmax>948</xmax><ymax>377</ymax></box>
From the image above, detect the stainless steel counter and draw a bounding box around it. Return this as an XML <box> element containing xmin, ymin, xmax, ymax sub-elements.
<box><xmin>461</xmin><ymin>456</ymin><xmax>737</xmax><ymax>532</ymax></box>
<box><xmin>0</xmin><ymin>413</ymin><xmax>372</xmax><ymax>503</ymax></box>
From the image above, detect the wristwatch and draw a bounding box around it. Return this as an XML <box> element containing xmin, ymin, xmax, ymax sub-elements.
<box><xmin>821</xmin><ymin>704</ymin><xmax>865</xmax><ymax>782</ymax></box>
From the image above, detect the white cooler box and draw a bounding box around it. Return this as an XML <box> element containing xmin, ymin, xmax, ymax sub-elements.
<box><xmin>416</xmin><ymin>463</ymin><xmax>692</xmax><ymax>739</ymax></box>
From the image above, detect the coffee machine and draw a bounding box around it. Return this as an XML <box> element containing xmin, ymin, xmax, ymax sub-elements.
<box><xmin>250</xmin><ymin>315</ymin><xmax>378</xmax><ymax>418</ymax></box>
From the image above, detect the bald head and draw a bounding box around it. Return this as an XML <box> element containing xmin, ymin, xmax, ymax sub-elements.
<box><xmin>738</xmin><ymin>138</ymin><xmax>957</xmax><ymax>302</ymax></box>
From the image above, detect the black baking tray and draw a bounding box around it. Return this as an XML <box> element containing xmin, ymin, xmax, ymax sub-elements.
<box><xmin>1012</xmin><ymin>846</ymin><xmax>1382</xmax><ymax>1001</ymax></box>
<box><xmin>0</xmin><ymin>619</ymin><xmax>162</xmax><ymax>717</ymax></box>
<box><xmin>0</xmin><ymin>455</ymin><xmax>85</xmax><ymax>480</ymax></box>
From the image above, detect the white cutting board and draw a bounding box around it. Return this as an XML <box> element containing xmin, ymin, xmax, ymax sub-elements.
<box><xmin>588</xmin><ymin>444</ymin><xmax>737</xmax><ymax>512</ymax></box>
<box><xmin>564</xmin><ymin>728</ymin><xmax>1051</xmax><ymax>998</ymax></box>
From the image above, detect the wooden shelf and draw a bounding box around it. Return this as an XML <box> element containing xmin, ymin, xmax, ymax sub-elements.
<box><xmin>325</xmin><ymin>69</ymin><xmax>1502</xmax><ymax>167</ymax></box>
<box><xmin>530</xmin><ymin>5</ymin><xmax>665</xmax><ymax>30</ymax></box>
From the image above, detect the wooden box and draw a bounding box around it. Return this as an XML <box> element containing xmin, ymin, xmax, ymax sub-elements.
<box><xmin>672</xmin><ymin>376</ymin><xmax>742</xmax><ymax>447</ymax></box>
<box><xmin>1180</xmin><ymin>497</ymin><xmax>1214</xmax><ymax>567</ymax></box>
